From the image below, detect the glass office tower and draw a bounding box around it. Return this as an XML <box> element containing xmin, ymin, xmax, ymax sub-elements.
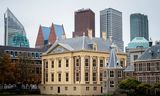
<box><xmin>100</xmin><ymin>8</ymin><xmax>124</xmax><ymax>51</ymax></box>
<box><xmin>130</xmin><ymin>13</ymin><xmax>149</xmax><ymax>41</ymax></box>
<box><xmin>4</xmin><ymin>8</ymin><xmax>29</xmax><ymax>47</ymax></box>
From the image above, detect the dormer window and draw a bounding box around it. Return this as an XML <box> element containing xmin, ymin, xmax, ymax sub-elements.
<box><xmin>93</xmin><ymin>43</ymin><xmax>97</xmax><ymax>51</ymax></box>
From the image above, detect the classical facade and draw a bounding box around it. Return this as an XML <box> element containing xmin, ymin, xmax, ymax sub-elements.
<box><xmin>40</xmin><ymin>34</ymin><xmax>126</xmax><ymax>95</ymax></box>
<box><xmin>134</xmin><ymin>43</ymin><xmax>160</xmax><ymax>84</ymax></box>
<box><xmin>35</xmin><ymin>23</ymin><xmax>65</xmax><ymax>48</ymax></box>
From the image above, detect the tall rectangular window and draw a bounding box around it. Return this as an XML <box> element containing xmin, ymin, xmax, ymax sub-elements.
<box><xmin>76</xmin><ymin>73</ymin><xmax>79</xmax><ymax>81</ymax></box>
<box><xmin>45</xmin><ymin>61</ymin><xmax>48</xmax><ymax>68</ymax></box>
<box><xmin>51</xmin><ymin>73</ymin><xmax>54</xmax><ymax>82</ymax></box>
<box><xmin>85</xmin><ymin>59</ymin><xmax>89</xmax><ymax>67</ymax></box>
<box><xmin>100</xmin><ymin>60</ymin><xmax>103</xmax><ymax>67</ymax></box>
<box><xmin>85</xmin><ymin>72</ymin><xmax>89</xmax><ymax>81</ymax></box>
<box><xmin>93</xmin><ymin>59</ymin><xmax>96</xmax><ymax>67</ymax></box>
<box><xmin>66</xmin><ymin>59</ymin><xmax>69</xmax><ymax>67</ymax></box>
<box><xmin>110</xmin><ymin>81</ymin><xmax>114</xmax><ymax>87</ymax></box>
<box><xmin>51</xmin><ymin>61</ymin><xmax>54</xmax><ymax>68</ymax></box>
<box><xmin>66</xmin><ymin>73</ymin><xmax>69</xmax><ymax>82</ymax></box>
<box><xmin>100</xmin><ymin>72</ymin><xmax>103</xmax><ymax>81</ymax></box>
<box><xmin>110</xmin><ymin>71</ymin><xmax>114</xmax><ymax>77</ymax></box>
<box><xmin>93</xmin><ymin>73</ymin><xmax>96</xmax><ymax>81</ymax></box>
<box><xmin>58</xmin><ymin>60</ymin><xmax>61</xmax><ymax>68</ymax></box>
<box><xmin>118</xmin><ymin>71</ymin><xmax>122</xmax><ymax>77</ymax></box>
<box><xmin>58</xmin><ymin>73</ymin><xmax>61</xmax><ymax>82</ymax></box>
<box><xmin>134</xmin><ymin>55</ymin><xmax>138</xmax><ymax>60</ymax></box>
<box><xmin>147</xmin><ymin>63</ymin><xmax>150</xmax><ymax>71</ymax></box>
<box><xmin>76</xmin><ymin>59</ymin><xmax>79</xmax><ymax>66</ymax></box>
<box><xmin>139</xmin><ymin>63</ymin><xmax>142</xmax><ymax>71</ymax></box>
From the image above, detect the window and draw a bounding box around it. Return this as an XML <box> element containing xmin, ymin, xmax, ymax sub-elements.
<box><xmin>104</xmin><ymin>71</ymin><xmax>106</xmax><ymax>77</ymax></box>
<box><xmin>100</xmin><ymin>60</ymin><xmax>103</xmax><ymax>67</ymax></box>
<box><xmin>110</xmin><ymin>81</ymin><xmax>114</xmax><ymax>87</ymax></box>
<box><xmin>93</xmin><ymin>87</ymin><xmax>97</xmax><ymax>91</ymax></box>
<box><xmin>104</xmin><ymin>81</ymin><xmax>107</xmax><ymax>87</ymax></box>
<box><xmin>157</xmin><ymin>62</ymin><xmax>160</xmax><ymax>71</ymax></box>
<box><xmin>51</xmin><ymin>61</ymin><xmax>54</xmax><ymax>68</ymax></box>
<box><xmin>76</xmin><ymin>59</ymin><xmax>79</xmax><ymax>66</ymax></box>
<box><xmin>45</xmin><ymin>73</ymin><xmax>48</xmax><ymax>82</ymax></box>
<box><xmin>86</xmin><ymin>87</ymin><xmax>89</xmax><ymax>91</ymax></box>
<box><xmin>50</xmin><ymin>87</ymin><xmax>53</xmax><ymax>90</ymax></box>
<box><xmin>100</xmin><ymin>72</ymin><xmax>103</xmax><ymax>81</ymax></box>
<box><xmin>36</xmin><ymin>67</ymin><xmax>40</xmax><ymax>74</ymax></box>
<box><xmin>110</xmin><ymin>71</ymin><xmax>114</xmax><ymax>77</ymax></box>
<box><xmin>85</xmin><ymin>59</ymin><xmax>89</xmax><ymax>67</ymax></box>
<box><xmin>118</xmin><ymin>71</ymin><xmax>122</xmax><ymax>77</ymax></box>
<box><xmin>85</xmin><ymin>72</ymin><xmax>89</xmax><ymax>81</ymax></box>
<box><xmin>58</xmin><ymin>60</ymin><xmax>61</xmax><ymax>68</ymax></box>
<box><xmin>66</xmin><ymin>59</ymin><xmax>69</xmax><ymax>67</ymax></box>
<box><xmin>51</xmin><ymin>73</ymin><xmax>54</xmax><ymax>82</ymax></box>
<box><xmin>134</xmin><ymin>55</ymin><xmax>138</xmax><ymax>60</ymax></box>
<box><xmin>58</xmin><ymin>73</ymin><xmax>61</xmax><ymax>82</ymax></box>
<box><xmin>66</xmin><ymin>73</ymin><xmax>69</xmax><ymax>82</ymax></box>
<box><xmin>73</xmin><ymin>87</ymin><xmax>76</xmax><ymax>91</ymax></box>
<box><xmin>76</xmin><ymin>73</ymin><xmax>79</xmax><ymax>81</ymax></box>
<box><xmin>147</xmin><ymin>63</ymin><xmax>150</xmax><ymax>71</ymax></box>
<box><xmin>65</xmin><ymin>87</ymin><xmax>68</xmax><ymax>90</ymax></box>
<box><xmin>139</xmin><ymin>63</ymin><xmax>142</xmax><ymax>71</ymax></box>
<box><xmin>93</xmin><ymin>59</ymin><xmax>96</xmax><ymax>67</ymax></box>
<box><xmin>45</xmin><ymin>61</ymin><xmax>48</xmax><ymax>68</ymax></box>
<box><xmin>93</xmin><ymin>73</ymin><xmax>96</xmax><ymax>81</ymax></box>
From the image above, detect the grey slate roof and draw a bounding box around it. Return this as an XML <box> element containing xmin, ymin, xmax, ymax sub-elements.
<box><xmin>106</xmin><ymin>45</ymin><xmax>123</xmax><ymax>68</ymax></box>
<box><xmin>46</xmin><ymin>36</ymin><xmax>118</xmax><ymax>54</ymax></box>
<box><xmin>137</xmin><ymin>44</ymin><xmax>160</xmax><ymax>61</ymax></box>
<box><xmin>124</xmin><ymin>65</ymin><xmax>134</xmax><ymax>72</ymax></box>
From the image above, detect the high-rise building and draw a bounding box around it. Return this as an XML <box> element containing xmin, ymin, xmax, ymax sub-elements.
<box><xmin>130</xmin><ymin>13</ymin><xmax>149</xmax><ymax>41</ymax></box>
<box><xmin>100</xmin><ymin>8</ymin><xmax>124</xmax><ymax>51</ymax></box>
<box><xmin>73</xmin><ymin>9</ymin><xmax>95</xmax><ymax>37</ymax></box>
<box><xmin>35</xmin><ymin>23</ymin><xmax>65</xmax><ymax>48</ymax></box>
<box><xmin>4</xmin><ymin>8</ymin><xmax>29</xmax><ymax>47</ymax></box>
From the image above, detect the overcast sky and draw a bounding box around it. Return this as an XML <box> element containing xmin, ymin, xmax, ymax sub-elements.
<box><xmin>0</xmin><ymin>0</ymin><xmax>160</xmax><ymax>48</ymax></box>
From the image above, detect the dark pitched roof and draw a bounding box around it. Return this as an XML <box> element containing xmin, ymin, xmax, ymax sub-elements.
<box><xmin>137</xmin><ymin>44</ymin><xmax>160</xmax><ymax>61</ymax></box>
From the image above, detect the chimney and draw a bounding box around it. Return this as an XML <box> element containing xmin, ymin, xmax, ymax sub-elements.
<box><xmin>88</xmin><ymin>29</ymin><xmax>92</xmax><ymax>39</ymax></box>
<box><xmin>62</xmin><ymin>33</ymin><xmax>66</xmax><ymax>40</ymax></box>
<box><xmin>149</xmin><ymin>38</ymin><xmax>152</xmax><ymax>47</ymax></box>
<box><xmin>102</xmin><ymin>32</ymin><xmax>107</xmax><ymax>41</ymax></box>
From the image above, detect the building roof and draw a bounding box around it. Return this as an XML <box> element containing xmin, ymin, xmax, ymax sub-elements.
<box><xmin>137</xmin><ymin>44</ymin><xmax>160</xmax><ymax>61</ymax></box>
<box><xmin>127</xmin><ymin>37</ymin><xmax>149</xmax><ymax>49</ymax></box>
<box><xmin>41</xmin><ymin>24</ymin><xmax>65</xmax><ymax>40</ymax></box>
<box><xmin>0</xmin><ymin>45</ymin><xmax>45</xmax><ymax>52</ymax></box>
<box><xmin>106</xmin><ymin>44</ymin><xmax>123</xmax><ymax>69</ymax></box>
<box><xmin>124</xmin><ymin>65</ymin><xmax>134</xmax><ymax>72</ymax></box>
<box><xmin>45</xmin><ymin>36</ymin><xmax>123</xmax><ymax>54</ymax></box>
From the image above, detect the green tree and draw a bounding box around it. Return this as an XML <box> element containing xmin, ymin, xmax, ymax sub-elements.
<box><xmin>0</xmin><ymin>53</ymin><xmax>14</xmax><ymax>84</ymax></box>
<box><xmin>137</xmin><ymin>83</ymin><xmax>151</xmax><ymax>95</ymax></box>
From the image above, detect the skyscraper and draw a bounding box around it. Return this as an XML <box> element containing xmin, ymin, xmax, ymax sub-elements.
<box><xmin>100</xmin><ymin>8</ymin><xmax>124</xmax><ymax>51</ymax></box>
<box><xmin>73</xmin><ymin>9</ymin><xmax>95</xmax><ymax>37</ymax></box>
<box><xmin>35</xmin><ymin>23</ymin><xmax>65</xmax><ymax>48</ymax></box>
<box><xmin>130</xmin><ymin>13</ymin><xmax>149</xmax><ymax>41</ymax></box>
<box><xmin>4</xmin><ymin>8</ymin><xmax>29</xmax><ymax>47</ymax></box>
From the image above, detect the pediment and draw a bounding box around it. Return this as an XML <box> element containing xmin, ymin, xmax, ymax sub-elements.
<box><xmin>48</xmin><ymin>45</ymin><xmax>69</xmax><ymax>54</ymax></box>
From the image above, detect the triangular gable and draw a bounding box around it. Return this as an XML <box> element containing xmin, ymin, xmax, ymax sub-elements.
<box><xmin>46</xmin><ymin>43</ymin><xmax>74</xmax><ymax>54</ymax></box>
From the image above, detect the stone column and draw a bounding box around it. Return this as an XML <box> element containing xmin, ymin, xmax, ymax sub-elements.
<box><xmin>97</xmin><ymin>57</ymin><xmax>100</xmax><ymax>84</ymax></box>
<box><xmin>80</xmin><ymin>56</ymin><xmax>85</xmax><ymax>84</ymax></box>
<box><xmin>90</xmin><ymin>56</ymin><xmax>93</xmax><ymax>84</ymax></box>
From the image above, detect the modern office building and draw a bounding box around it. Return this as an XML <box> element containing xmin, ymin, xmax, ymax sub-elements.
<box><xmin>130</xmin><ymin>13</ymin><xmax>149</xmax><ymax>41</ymax></box>
<box><xmin>40</xmin><ymin>33</ymin><xmax>126</xmax><ymax>95</ymax></box>
<box><xmin>100</xmin><ymin>8</ymin><xmax>124</xmax><ymax>51</ymax></box>
<box><xmin>0</xmin><ymin>45</ymin><xmax>45</xmax><ymax>83</ymax></box>
<box><xmin>4</xmin><ymin>8</ymin><xmax>29</xmax><ymax>47</ymax></box>
<box><xmin>35</xmin><ymin>23</ymin><xmax>66</xmax><ymax>48</ymax></box>
<box><xmin>73</xmin><ymin>9</ymin><xmax>95</xmax><ymax>37</ymax></box>
<box><xmin>134</xmin><ymin>42</ymin><xmax>160</xmax><ymax>85</ymax></box>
